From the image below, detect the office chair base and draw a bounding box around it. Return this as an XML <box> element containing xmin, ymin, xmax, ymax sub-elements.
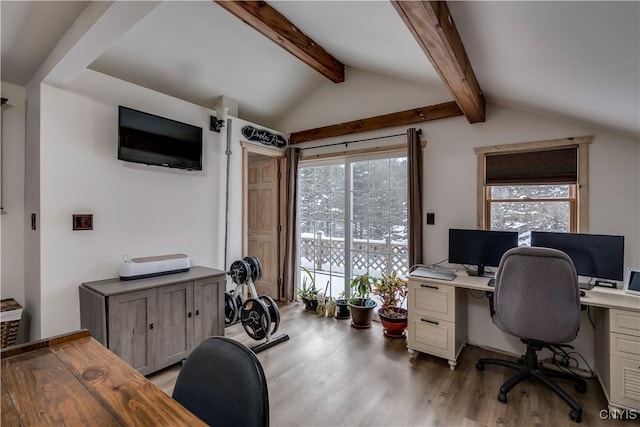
<box><xmin>477</xmin><ymin>355</ymin><xmax>584</xmax><ymax>423</ymax></box>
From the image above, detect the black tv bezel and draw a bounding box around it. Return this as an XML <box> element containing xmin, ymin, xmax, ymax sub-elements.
<box><xmin>530</xmin><ymin>231</ymin><xmax>625</xmax><ymax>281</ymax></box>
<box><xmin>118</xmin><ymin>106</ymin><xmax>203</xmax><ymax>171</ymax></box>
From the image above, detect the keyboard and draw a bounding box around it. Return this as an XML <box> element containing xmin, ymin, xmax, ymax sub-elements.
<box><xmin>410</xmin><ymin>267</ymin><xmax>456</xmax><ymax>281</ymax></box>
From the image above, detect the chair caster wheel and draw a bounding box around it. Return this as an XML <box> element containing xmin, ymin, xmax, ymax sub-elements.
<box><xmin>476</xmin><ymin>361</ymin><xmax>485</xmax><ymax>371</ymax></box>
<box><xmin>574</xmin><ymin>380</ymin><xmax>587</xmax><ymax>394</ymax></box>
<box><xmin>569</xmin><ymin>409</ymin><xmax>582</xmax><ymax>423</ymax></box>
<box><xmin>497</xmin><ymin>392</ymin><xmax>507</xmax><ymax>403</ymax></box>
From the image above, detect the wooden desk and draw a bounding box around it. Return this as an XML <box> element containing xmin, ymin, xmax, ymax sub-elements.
<box><xmin>1</xmin><ymin>330</ymin><xmax>206</xmax><ymax>426</ymax></box>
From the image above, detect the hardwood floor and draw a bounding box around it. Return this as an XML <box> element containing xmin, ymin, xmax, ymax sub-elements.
<box><xmin>149</xmin><ymin>303</ymin><xmax>627</xmax><ymax>426</ymax></box>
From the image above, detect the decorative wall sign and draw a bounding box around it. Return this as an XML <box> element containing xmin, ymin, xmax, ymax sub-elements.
<box><xmin>73</xmin><ymin>214</ymin><xmax>93</xmax><ymax>231</ymax></box>
<box><xmin>241</xmin><ymin>126</ymin><xmax>286</xmax><ymax>148</ymax></box>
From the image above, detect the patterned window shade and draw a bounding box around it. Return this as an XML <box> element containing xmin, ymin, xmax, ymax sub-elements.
<box><xmin>485</xmin><ymin>147</ymin><xmax>578</xmax><ymax>185</ymax></box>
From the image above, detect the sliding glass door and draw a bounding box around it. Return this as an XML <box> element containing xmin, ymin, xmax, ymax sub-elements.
<box><xmin>298</xmin><ymin>153</ymin><xmax>408</xmax><ymax>298</ymax></box>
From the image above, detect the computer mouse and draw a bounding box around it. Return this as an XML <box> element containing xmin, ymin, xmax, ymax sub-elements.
<box><xmin>580</xmin><ymin>290</ymin><xmax>586</xmax><ymax>297</ymax></box>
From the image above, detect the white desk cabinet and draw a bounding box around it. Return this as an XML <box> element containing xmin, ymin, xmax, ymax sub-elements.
<box><xmin>407</xmin><ymin>278</ymin><xmax>467</xmax><ymax>370</ymax></box>
<box><xmin>595</xmin><ymin>308</ymin><xmax>640</xmax><ymax>412</ymax></box>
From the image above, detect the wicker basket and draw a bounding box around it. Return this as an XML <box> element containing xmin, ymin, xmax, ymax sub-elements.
<box><xmin>1</xmin><ymin>298</ymin><xmax>23</xmax><ymax>348</ymax></box>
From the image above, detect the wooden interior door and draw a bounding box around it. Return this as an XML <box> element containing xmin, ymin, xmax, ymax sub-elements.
<box><xmin>247</xmin><ymin>154</ymin><xmax>279</xmax><ymax>298</ymax></box>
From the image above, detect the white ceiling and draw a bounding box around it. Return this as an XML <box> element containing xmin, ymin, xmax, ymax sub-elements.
<box><xmin>1</xmin><ymin>1</ymin><xmax>639</xmax><ymax>137</ymax></box>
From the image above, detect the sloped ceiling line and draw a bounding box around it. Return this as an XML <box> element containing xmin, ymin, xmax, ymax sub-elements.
<box><xmin>214</xmin><ymin>0</ymin><xmax>345</xmax><ymax>83</ymax></box>
<box><xmin>391</xmin><ymin>1</ymin><xmax>485</xmax><ymax>124</ymax></box>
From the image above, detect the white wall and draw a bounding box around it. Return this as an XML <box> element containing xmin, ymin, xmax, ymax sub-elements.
<box><xmin>276</xmin><ymin>67</ymin><xmax>452</xmax><ymax>132</ymax></box>
<box><xmin>36</xmin><ymin>70</ymin><xmax>231</xmax><ymax>338</ymax></box>
<box><xmin>24</xmin><ymin>81</ymin><xmax>42</xmax><ymax>340</ymax></box>
<box><xmin>280</xmin><ymin>68</ymin><xmax>640</xmax><ymax>367</ymax></box>
<box><xmin>1</xmin><ymin>82</ymin><xmax>26</xmax><ymax>310</ymax></box>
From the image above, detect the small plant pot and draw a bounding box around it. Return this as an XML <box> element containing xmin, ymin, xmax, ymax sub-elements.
<box><xmin>302</xmin><ymin>298</ymin><xmax>319</xmax><ymax>311</ymax></box>
<box><xmin>348</xmin><ymin>299</ymin><xmax>376</xmax><ymax>328</ymax></box>
<box><xmin>335</xmin><ymin>299</ymin><xmax>350</xmax><ymax>319</ymax></box>
<box><xmin>316</xmin><ymin>303</ymin><xmax>327</xmax><ymax>316</ymax></box>
<box><xmin>326</xmin><ymin>300</ymin><xmax>337</xmax><ymax>317</ymax></box>
<box><xmin>378</xmin><ymin>307</ymin><xmax>408</xmax><ymax>338</ymax></box>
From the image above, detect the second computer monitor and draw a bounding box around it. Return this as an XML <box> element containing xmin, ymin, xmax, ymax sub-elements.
<box><xmin>530</xmin><ymin>231</ymin><xmax>625</xmax><ymax>282</ymax></box>
<box><xmin>448</xmin><ymin>229</ymin><xmax>519</xmax><ymax>277</ymax></box>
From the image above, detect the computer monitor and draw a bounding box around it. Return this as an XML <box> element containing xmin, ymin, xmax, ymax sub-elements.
<box><xmin>530</xmin><ymin>231</ymin><xmax>625</xmax><ymax>284</ymax></box>
<box><xmin>448</xmin><ymin>229</ymin><xmax>519</xmax><ymax>277</ymax></box>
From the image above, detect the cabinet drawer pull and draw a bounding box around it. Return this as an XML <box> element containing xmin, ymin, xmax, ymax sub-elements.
<box><xmin>421</xmin><ymin>319</ymin><xmax>439</xmax><ymax>325</ymax></box>
<box><xmin>421</xmin><ymin>284</ymin><xmax>439</xmax><ymax>290</ymax></box>
<box><xmin>195</xmin><ymin>310</ymin><xmax>200</xmax><ymax>316</ymax></box>
<box><xmin>188</xmin><ymin>312</ymin><xmax>192</xmax><ymax>318</ymax></box>
<box><xmin>149</xmin><ymin>323</ymin><xmax>154</xmax><ymax>330</ymax></box>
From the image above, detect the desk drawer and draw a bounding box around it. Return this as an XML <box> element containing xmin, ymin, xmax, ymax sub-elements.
<box><xmin>408</xmin><ymin>314</ymin><xmax>455</xmax><ymax>359</ymax></box>
<box><xmin>611</xmin><ymin>333</ymin><xmax>640</xmax><ymax>362</ymax></box>
<box><xmin>610</xmin><ymin>310</ymin><xmax>640</xmax><ymax>337</ymax></box>
<box><xmin>610</xmin><ymin>356</ymin><xmax>640</xmax><ymax>410</ymax></box>
<box><xmin>409</xmin><ymin>281</ymin><xmax>455</xmax><ymax>322</ymax></box>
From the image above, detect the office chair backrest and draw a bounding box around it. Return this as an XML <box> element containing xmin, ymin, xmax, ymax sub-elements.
<box><xmin>172</xmin><ymin>337</ymin><xmax>269</xmax><ymax>427</ymax></box>
<box><xmin>493</xmin><ymin>246</ymin><xmax>581</xmax><ymax>344</ymax></box>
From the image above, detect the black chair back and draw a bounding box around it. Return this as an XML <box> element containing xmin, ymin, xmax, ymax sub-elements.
<box><xmin>172</xmin><ymin>337</ymin><xmax>269</xmax><ymax>427</ymax></box>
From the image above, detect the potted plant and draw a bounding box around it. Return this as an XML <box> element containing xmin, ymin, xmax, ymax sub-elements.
<box><xmin>316</xmin><ymin>281</ymin><xmax>330</xmax><ymax>316</ymax></box>
<box><xmin>326</xmin><ymin>296</ymin><xmax>337</xmax><ymax>318</ymax></box>
<box><xmin>297</xmin><ymin>267</ymin><xmax>318</xmax><ymax>311</ymax></box>
<box><xmin>348</xmin><ymin>273</ymin><xmax>376</xmax><ymax>328</ymax></box>
<box><xmin>335</xmin><ymin>291</ymin><xmax>350</xmax><ymax>319</ymax></box>
<box><xmin>372</xmin><ymin>271</ymin><xmax>408</xmax><ymax>338</ymax></box>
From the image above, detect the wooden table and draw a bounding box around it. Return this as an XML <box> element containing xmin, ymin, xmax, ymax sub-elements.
<box><xmin>1</xmin><ymin>330</ymin><xmax>206</xmax><ymax>426</ymax></box>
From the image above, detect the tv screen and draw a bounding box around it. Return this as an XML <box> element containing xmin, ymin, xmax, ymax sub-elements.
<box><xmin>118</xmin><ymin>106</ymin><xmax>203</xmax><ymax>171</ymax></box>
<box><xmin>448</xmin><ymin>229</ymin><xmax>519</xmax><ymax>277</ymax></box>
<box><xmin>530</xmin><ymin>231</ymin><xmax>624</xmax><ymax>281</ymax></box>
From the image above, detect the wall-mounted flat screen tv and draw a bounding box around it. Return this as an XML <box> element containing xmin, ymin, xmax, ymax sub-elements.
<box><xmin>118</xmin><ymin>106</ymin><xmax>203</xmax><ymax>171</ymax></box>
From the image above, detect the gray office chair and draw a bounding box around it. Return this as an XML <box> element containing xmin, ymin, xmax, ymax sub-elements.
<box><xmin>476</xmin><ymin>246</ymin><xmax>586</xmax><ymax>423</ymax></box>
<box><xmin>172</xmin><ymin>336</ymin><xmax>269</xmax><ymax>427</ymax></box>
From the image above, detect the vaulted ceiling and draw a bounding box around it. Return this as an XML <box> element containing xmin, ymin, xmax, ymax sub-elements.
<box><xmin>2</xmin><ymin>1</ymin><xmax>639</xmax><ymax>138</ymax></box>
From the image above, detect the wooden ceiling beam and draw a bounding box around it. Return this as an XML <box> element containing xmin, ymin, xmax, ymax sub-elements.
<box><xmin>392</xmin><ymin>1</ymin><xmax>485</xmax><ymax>123</ymax></box>
<box><xmin>289</xmin><ymin>101</ymin><xmax>462</xmax><ymax>144</ymax></box>
<box><xmin>214</xmin><ymin>1</ymin><xmax>345</xmax><ymax>83</ymax></box>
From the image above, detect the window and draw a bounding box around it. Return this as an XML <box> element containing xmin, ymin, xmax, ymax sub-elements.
<box><xmin>475</xmin><ymin>136</ymin><xmax>592</xmax><ymax>235</ymax></box>
<box><xmin>298</xmin><ymin>153</ymin><xmax>408</xmax><ymax>298</ymax></box>
<box><xmin>487</xmin><ymin>185</ymin><xmax>575</xmax><ymax>233</ymax></box>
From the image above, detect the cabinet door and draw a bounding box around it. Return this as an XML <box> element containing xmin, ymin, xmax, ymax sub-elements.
<box><xmin>193</xmin><ymin>276</ymin><xmax>224</xmax><ymax>346</ymax></box>
<box><xmin>108</xmin><ymin>288</ymin><xmax>157</xmax><ymax>375</ymax></box>
<box><xmin>157</xmin><ymin>281</ymin><xmax>193</xmax><ymax>369</ymax></box>
<box><xmin>610</xmin><ymin>355</ymin><xmax>640</xmax><ymax>410</ymax></box>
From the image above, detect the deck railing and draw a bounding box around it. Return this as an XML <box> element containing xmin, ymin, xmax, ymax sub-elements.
<box><xmin>300</xmin><ymin>232</ymin><xmax>409</xmax><ymax>276</ymax></box>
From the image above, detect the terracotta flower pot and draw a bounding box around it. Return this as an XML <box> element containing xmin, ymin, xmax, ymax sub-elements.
<box><xmin>378</xmin><ymin>307</ymin><xmax>408</xmax><ymax>338</ymax></box>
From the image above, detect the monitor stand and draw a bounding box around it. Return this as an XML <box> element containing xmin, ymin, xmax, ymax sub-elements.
<box><xmin>579</xmin><ymin>281</ymin><xmax>595</xmax><ymax>290</ymax></box>
<box><xmin>467</xmin><ymin>265</ymin><xmax>495</xmax><ymax>278</ymax></box>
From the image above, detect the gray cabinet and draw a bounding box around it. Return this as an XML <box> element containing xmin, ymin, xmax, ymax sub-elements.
<box><xmin>80</xmin><ymin>266</ymin><xmax>225</xmax><ymax>375</ymax></box>
<box><xmin>157</xmin><ymin>281</ymin><xmax>193</xmax><ymax>369</ymax></box>
<box><xmin>193</xmin><ymin>276</ymin><xmax>224</xmax><ymax>345</ymax></box>
<box><xmin>108</xmin><ymin>288</ymin><xmax>157</xmax><ymax>375</ymax></box>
